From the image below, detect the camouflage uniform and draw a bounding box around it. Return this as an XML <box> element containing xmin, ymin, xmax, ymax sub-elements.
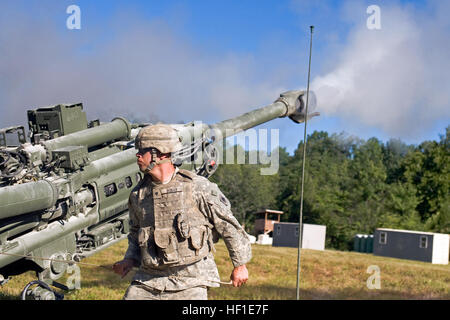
<box><xmin>122</xmin><ymin>168</ymin><xmax>252</xmax><ymax>300</ymax></box>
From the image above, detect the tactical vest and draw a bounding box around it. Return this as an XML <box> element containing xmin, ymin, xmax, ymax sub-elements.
<box><xmin>138</xmin><ymin>170</ymin><xmax>214</xmax><ymax>269</ymax></box>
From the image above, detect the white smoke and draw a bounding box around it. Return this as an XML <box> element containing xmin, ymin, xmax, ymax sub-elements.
<box><xmin>311</xmin><ymin>1</ymin><xmax>450</xmax><ymax>138</ymax></box>
<box><xmin>0</xmin><ymin>2</ymin><xmax>284</xmax><ymax>129</ymax></box>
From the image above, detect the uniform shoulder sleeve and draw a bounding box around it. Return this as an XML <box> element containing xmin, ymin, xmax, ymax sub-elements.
<box><xmin>191</xmin><ymin>175</ymin><xmax>231</xmax><ymax>208</ymax></box>
<box><xmin>192</xmin><ymin>176</ymin><xmax>252</xmax><ymax>267</ymax></box>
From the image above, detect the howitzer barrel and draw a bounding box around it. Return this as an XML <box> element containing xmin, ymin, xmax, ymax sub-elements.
<box><xmin>42</xmin><ymin>117</ymin><xmax>131</xmax><ymax>158</ymax></box>
<box><xmin>0</xmin><ymin>180</ymin><xmax>58</xmax><ymax>219</ymax></box>
<box><xmin>209</xmin><ymin>90</ymin><xmax>317</xmax><ymax>140</ymax></box>
<box><xmin>173</xmin><ymin>90</ymin><xmax>317</xmax><ymax>144</ymax></box>
<box><xmin>0</xmin><ymin>212</ymin><xmax>98</xmax><ymax>268</ymax></box>
<box><xmin>172</xmin><ymin>101</ymin><xmax>291</xmax><ymax>148</ymax></box>
<box><xmin>211</xmin><ymin>101</ymin><xmax>288</xmax><ymax>138</ymax></box>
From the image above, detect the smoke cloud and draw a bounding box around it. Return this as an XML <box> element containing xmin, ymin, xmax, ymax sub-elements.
<box><xmin>311</xmin><ymin>1</ymin><xmax>450</xmax><ymax>138</ymax></box>
<box><xmin>0</xmin><ymin>2</ymin><xmax>284</xmax><ymax>129</ymax></box>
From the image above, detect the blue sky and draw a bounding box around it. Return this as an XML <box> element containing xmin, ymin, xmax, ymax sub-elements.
<box><xmin>0</xmin><ymin>0</ymin><xmax>448</xmax><ymax>154</ymax></box>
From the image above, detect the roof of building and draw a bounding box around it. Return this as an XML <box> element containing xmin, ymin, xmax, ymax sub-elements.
<box><xmin>376</xmin><ymin>228</ymin><xmax>447</xmax><ymax>236</ymax></box>
<box><xmin>254</xmin><ymin>209</ymin><xmax>283</xmax><ymax>215</ymax></box>
<box><xmin>274</xmin><ymin>222</ymin><xmax>326</xmax><ymax>227</ymax></box>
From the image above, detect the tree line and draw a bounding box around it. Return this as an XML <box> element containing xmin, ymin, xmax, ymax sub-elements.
<box><xmin>210</xmin><ymin>126</ymin><xmax>449</xmax><ymax>250</ymax></box>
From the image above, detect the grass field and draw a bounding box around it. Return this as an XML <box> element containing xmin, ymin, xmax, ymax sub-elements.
<box><xmin>1</xmin><ymin>239</ymin><xmax>449</xmax><ymax>300</ymax></box>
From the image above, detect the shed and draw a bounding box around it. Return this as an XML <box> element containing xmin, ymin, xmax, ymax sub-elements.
<box><xmin>373</xmin><ymin>228</ymin><xmax>449</xmax><ymax>265</ymax></box>
<box><xmin>253</xmin><ymin>209</ymin><xmax>283</xmax><ymax>235</ymax></box>
<box><xmin>272</xmin><ymin>222</ymin><xmax>326</xmax><ymax>250</ymax></box>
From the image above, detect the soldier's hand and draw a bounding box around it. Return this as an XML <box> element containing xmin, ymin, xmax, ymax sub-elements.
<box><xmin>230</xmin><ymin>264</ymin><xmax>249</xmax><ymax>287</ymax></box>
<box><xmin>112</xmin><ymin>259</ymin><xmax>135</xmax><ymax>279</ymax></box>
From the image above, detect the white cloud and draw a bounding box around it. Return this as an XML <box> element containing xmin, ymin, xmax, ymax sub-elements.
<box><xmin>311</xmin><ymin>1</ymin><xmax>450</xmax><ymax>139</ymax></box>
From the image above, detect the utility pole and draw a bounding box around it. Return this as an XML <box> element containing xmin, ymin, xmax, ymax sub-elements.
<box><xmin>296</xmin><ymin>25</ymin><xmax>314</xmax><ymax>300</ymax></box>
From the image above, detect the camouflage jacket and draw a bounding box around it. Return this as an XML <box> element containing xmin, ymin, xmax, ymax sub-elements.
<box><xmin>123</xmin><ymin>168</ymin><xmax>252</xmax><ymax>291</ymax></box>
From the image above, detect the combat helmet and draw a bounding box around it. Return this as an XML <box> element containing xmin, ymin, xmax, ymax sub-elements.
<box><xmin>135</xmin><ymin>124</ymin><xmax>183</xmax><ymax>154</ymax></box>
<box><xmin>135</xmin><ymin>124</ymin><xmax>183</xmax><ymax>173</ymax></box>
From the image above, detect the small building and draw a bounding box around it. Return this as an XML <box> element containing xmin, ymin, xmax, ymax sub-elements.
<box><xmin>272</xmin><ymin>222</ymin><xmax>326</xmax><ymax>250</ymax></box>
<box><xmin>253</xmin><ymin>209</ymin><xmax>283</xmax><ymax>235</ymax></box>
<box><xmin>373</xmin><ymin>228</ymin><xmax>449</xmax><ymax>265</ymax></box>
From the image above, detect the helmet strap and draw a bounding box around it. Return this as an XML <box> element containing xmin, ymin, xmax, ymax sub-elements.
<box><xmin>144</xmin><ymin>149</ymin><xmax>172</xmax><ymax>174</ymax></box>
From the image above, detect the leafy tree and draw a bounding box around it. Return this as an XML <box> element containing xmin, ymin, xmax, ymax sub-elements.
<box><xmin>211</xmin><ymin>145</ymin><xmax>278</xmax><ymax>233</ymax></box>
<box><xmin>400</xmin><ymin>129</ymin><xmax>449</xmax><ymax>233</ymax></box>
<box><xmin>382</xmin><ymin>138</ymin><xmax>414</xmax><ymax>183</ymax></box>
<box><xmin>210</xmin><ymin>126</ymin><xmax>449</xmax><ymax>249</ymax></box>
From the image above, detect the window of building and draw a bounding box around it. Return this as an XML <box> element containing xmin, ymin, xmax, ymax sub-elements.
<box><xmin>379</xmin><ymin>232</ymin><xmax>387</xmax><ymax>244</ymax></box>
<box><xmin>419</xmin><ymin>236</ymin><xmax>428</xmax><ymax>249</ymax></box>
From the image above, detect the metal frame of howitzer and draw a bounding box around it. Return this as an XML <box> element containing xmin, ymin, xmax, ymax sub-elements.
<box><xmin>0</xmin><ymin>91</ymin><xmax>318</xmax><ymax>299</ymax></box>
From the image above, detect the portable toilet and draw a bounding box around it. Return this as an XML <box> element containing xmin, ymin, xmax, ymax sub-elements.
<box><xmin>353</xmin><ymin>234</ymin><xmax>363</xmax><ymax>252</ymax></box>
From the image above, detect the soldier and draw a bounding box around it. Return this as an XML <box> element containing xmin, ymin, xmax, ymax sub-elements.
<box><xmin>113</xmin><ymin>124</ymin><xmax>251</xmax><ymax>300</ymax></box>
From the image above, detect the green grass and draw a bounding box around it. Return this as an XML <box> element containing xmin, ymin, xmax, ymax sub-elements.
<box><xmin>1</xmin><ymin>239</ymin><xmax>449</xmax><ymax>300</ymax></box>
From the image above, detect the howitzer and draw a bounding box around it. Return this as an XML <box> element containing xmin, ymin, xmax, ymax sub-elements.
<box><xmin>0</xmin><ymin>90</ymin><xmax>318</xmax><ymax>299</ymax></box>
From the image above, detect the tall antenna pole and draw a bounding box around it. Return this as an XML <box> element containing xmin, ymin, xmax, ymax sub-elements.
<box><xmin>296</xmin><ymin>25</ymin><xmax>314</xmax><ymax>300</ymax></box>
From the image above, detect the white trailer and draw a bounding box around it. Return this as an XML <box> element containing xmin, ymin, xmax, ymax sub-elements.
<box><xmin>373</xmin><ymin>228</ymin><xmax>449</xmax><ymax>265</ymax></box>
